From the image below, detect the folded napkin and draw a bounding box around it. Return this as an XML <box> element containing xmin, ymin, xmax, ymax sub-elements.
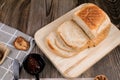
<box><xmin>0</xmin><ymin>22</ymin><xmax>35</xmax><ymax>80</ymax></box>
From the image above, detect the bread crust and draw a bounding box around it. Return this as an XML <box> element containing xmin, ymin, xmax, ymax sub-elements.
<box><xmin>75</xmin><ymin>3</ymin><xmax>105</xmax><ymax>30</ymax></box>
<box><xmin>73</xmin><ymin>3</ymin><xmax>111</xmax><ymax>40</ymax></box>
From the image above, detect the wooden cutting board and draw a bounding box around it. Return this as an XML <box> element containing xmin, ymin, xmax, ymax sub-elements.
<box><xmin>34</xmin><ymin>4</ymin><xmax>120</xmax><ymax>78</ymax></box>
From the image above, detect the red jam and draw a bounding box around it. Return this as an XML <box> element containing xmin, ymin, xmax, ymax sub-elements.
<box><xmin>27</xmin><ymin>56</ymin><xmax>41</xmax><ymax>74</ymax></box>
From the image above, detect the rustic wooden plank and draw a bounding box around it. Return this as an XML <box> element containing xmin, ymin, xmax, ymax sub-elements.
<box><xmin>27</xmin><ymin>0</ymin><xmax>78</xmax><ymax>36</ymax></box>
<box><xmin>0</xmin><ymin>0</ymin><xmax>31</xmax><ymax>33</ymax></box>
<box><xmin>96</xmin><ymin>0</ymin><xmax>120</xmax><ymax>26</ymax></box>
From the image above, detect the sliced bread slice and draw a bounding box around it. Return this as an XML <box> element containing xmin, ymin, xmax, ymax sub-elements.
<box><xmin>55</xmin><ymin>33</ymin><xmax>75</xmax><ymax>52</ymax></box>
<box><xmin>46</xmin><ymin>32</ymin><xmax>78</xmax><ymax>58</ymax></box>
<box><xmin>57</xmin><ymin>20</ymin><xmax>90</xmax><ymax>49</ymax></box>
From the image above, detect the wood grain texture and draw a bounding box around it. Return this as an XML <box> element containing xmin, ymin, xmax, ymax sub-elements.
<box><xmin>0</xmin><ymin>0</ymin><xmax>120</xmax><ymax>79</ymax></box>
<box><xmin>0</xmin><ymin>0</ymin><xmax>31</xmax><ymax>32</ymax></box>
<box><xmin>96</xmin><ymin>0</ymin><xmax>120</xmax><ymax>25</ymax></box>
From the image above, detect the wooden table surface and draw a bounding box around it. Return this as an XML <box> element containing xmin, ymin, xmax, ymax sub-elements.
<box><xmin>0</xmin><ymin>0</ymin><xmax>120</xmax><ymax>79</ymax></box>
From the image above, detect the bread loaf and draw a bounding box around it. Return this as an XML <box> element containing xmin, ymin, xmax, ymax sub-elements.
<box><xmin>73</xmin><ymin>3</ymin><xmax>111</xmax><ymax>46</ymax></box>
<box><xmin>45</xmin><ymin>3</ymin><xmax>111</xmax><ymax>58</ymax></box>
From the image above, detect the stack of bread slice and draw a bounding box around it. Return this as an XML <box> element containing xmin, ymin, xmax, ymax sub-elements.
<box><xmin>46</xmin><ymin>3</ymin><xmax>111</xmax><ymax>58</ymax></box>
<box><xmin>46</xmin><ymin>20</ymin><xmax>91</xmax><ymax>57</ymax></box>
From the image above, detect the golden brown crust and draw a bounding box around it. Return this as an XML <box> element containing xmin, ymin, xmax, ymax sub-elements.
<box><xmin>47</xmin><ymin>40</ymin><xmax>55</xmax><ymax>50</ymax></box>
<box><xmin>77</xmin><ymin>4</ymin><xmax>105</xmax><ymax>30</ymax></box>
<box><xmin>13</xmin><ymin>36</ymin><xmax>30</xmax><ymax>51</ymax></box>
<box><xmin>92</xmin><ymin>24</ymin><xmax>111</xmax><ymax>46</ymax></box>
